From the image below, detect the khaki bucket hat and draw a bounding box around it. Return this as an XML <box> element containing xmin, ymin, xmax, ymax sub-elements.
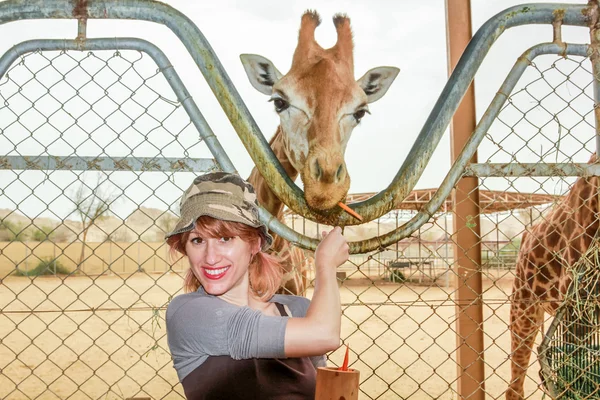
<box><xmin>165</xmin><ymin>172</ymin><xmax>273</xmax><ymax>251</ymax></box>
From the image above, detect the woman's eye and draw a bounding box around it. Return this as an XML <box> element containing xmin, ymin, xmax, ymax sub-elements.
<box><xmin>190</xmin><ymin>237</ymin><xmax>204</xmax><ymax>244</ymax></box>
<box><xmin>273</xmin><ymin>98</ymin><xmax>289</xmax><ymax>113</ymax></box>
<box><xmin>220</xmin><ymin>237</ymin><xmax>234</xmax><ymax>243</ymax></box>
<box><xmin>353</xmin><ymin>109</ymin><xmax>367</xmax><ymax>122</ymax></box>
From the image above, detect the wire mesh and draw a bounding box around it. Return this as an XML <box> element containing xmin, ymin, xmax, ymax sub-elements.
<box><xmin>0</xmin><ymin>48</ymin><xmax>213</xmax><ymax>399</ymax></box>
<box><xmin>0</xmin><ymin>36</ymin><xmax>598</xmax><ymax>400</ymax></box>
<box><xmin>477</xmin><ymin>53</ymin><xmax>596</xmax><ymax>400</ymax></box>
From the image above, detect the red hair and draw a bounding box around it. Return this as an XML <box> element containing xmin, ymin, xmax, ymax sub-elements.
<box><xmin>166</xmin><ymin>216</ymin><xmax>283</xmax><ymax>301</ymax></box>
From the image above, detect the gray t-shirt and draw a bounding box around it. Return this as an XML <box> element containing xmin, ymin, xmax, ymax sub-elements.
<box><xmin>166</xmin><ymin>288</ymin><xmax>327</xmax><ymax>381</ymax></box>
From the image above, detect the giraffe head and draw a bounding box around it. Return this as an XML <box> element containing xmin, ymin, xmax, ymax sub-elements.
<box><xmin>241</xmin><ymin>11</ymin><xmax>399</xmax><ymax>211</ymax></box>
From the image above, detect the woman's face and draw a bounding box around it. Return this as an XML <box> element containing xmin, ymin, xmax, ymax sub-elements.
<box><xmin>185</xmin><ymin>230</ymin><xmax>257</xmax><ymax>296</ymax></box>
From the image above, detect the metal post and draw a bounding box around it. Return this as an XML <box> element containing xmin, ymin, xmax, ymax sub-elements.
<box><xmin>418</xmin><ymin>225</ymin><xmax>423</xmax><ymax>284</ymax></box>
<box><xmin>496</xmin><ymin>213</ymin><xmax>500</xmax><ymax>277</ymax></box>
<box><xmin>444</xmin><ymin>201</ymin><xmax>450</xmax><ymax>288</ymax></box>
<box><xmin>395</xmin><ymin>211</ymin><xmax>399</xmax><ymax>258</ymax></box>
<box><xmin>445</xmin><ymin>1</ymin><xmax>485</xmax><ymax>399</ymax></box>
<box><xmin>589</xmin><ymin>1</ymin><xmax>600</xmax><ymax>156</ymax></box>
<box><xmin>77</xmin><ymin>18</ymin><xmax>86</xmax><ymax>41</ymax></box>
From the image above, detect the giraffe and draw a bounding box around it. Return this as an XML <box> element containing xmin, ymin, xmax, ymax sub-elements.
<box><xmin>240</xmin><ymin>10</ymin><xmax>399</xmax><ymax>294</ymax></box>
<box><xmin>507</xmin><ymin>154</ymin><xmax>599</xmax><ymax>399</ymax></box>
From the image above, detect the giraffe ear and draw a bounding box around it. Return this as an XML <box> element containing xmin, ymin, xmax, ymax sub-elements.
<box><xmin>240</xmin><ymin>54</ymin><xmax>283</xmax><ymax>96</ymax></box>
<box><xmin>357</xmin><ymin>66</ymin><xmax>400</xmax><ymax>103</ymax></box>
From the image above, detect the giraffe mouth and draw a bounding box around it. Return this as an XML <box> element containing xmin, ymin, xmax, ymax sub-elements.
<box><xmin>302</xmin><ymin>178</ymin><xmax>350</xmax><ymax>211</ymax></box>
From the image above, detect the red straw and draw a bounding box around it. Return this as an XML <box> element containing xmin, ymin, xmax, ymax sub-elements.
<box><xmin>339</xmin><ymin>345</ymin><xmax>350</xmax><ymax>371</ymax></box>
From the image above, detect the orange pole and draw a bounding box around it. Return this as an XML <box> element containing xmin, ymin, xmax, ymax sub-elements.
<box><xmin>445</xmin><ymin>1</ymin><xmax>485</xmax><ymax>399</ymax></box>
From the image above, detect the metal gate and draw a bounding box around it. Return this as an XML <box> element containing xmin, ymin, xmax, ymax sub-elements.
<box><xmin>1</xmin><ymin>1</ymin><xmax>600</xmax><ymax>399</ymax></box>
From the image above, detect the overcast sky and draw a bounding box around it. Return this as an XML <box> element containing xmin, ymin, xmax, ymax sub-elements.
<box><xmin>0</xmin><ymin>0</ymin><xmax>594</xmax><ymax>219</ymax></box>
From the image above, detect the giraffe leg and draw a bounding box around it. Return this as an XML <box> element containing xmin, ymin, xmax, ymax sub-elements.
<box><xmin>507</xmin><ymin>287</ymin><xmax>544</xmax><ymax>400</ymax></box>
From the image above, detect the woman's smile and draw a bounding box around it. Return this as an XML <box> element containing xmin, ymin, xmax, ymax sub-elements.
<box><xmin>202</xmin><ymin>266</ymin><xmax>231</xmax><ymax>280</ymax></box>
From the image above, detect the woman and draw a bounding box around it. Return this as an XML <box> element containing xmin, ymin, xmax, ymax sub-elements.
<box><xmin>165</xmin><ymin>171</ymin><xmax>349</xmax><ymax>399</ymax></box>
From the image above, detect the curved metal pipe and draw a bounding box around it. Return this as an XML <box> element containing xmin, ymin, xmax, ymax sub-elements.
<box><xmin>0</xmin><ymin>1</ymin><xmax>593</xmax><ymax>227</ymax></box>
<box><xmin>340</xmin><ymin>42</ymin><xmax>589</xmax><ymax>253</ymax></box>
<box><xmin>0</xmin><ymin>2</ymin><xmax>593</xmax><ymax>252</ymax></box>
<box><xmin>0</xmin><ymin>36</ymin><xmax>310</xmax><ymax>252</ymax></box>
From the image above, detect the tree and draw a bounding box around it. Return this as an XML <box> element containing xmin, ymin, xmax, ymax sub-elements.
<box><xmin>72</xmin><ymin>174</ymin><xmax>115</xmax><ymax>267</ymax></box>
<box><xmin>155</xmin><ymin>212</ymin><xmax>178</xmax><ymax>241</ymax></box>
<box><xmin>0</xmin><ymin>219</ymin><xmax>28</xmax><ymax>241</ymax></box>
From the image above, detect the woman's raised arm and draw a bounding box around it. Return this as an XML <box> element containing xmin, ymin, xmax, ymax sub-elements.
<box><xmin>284</xmin><ymin>227</ymin><xmax>349</xmax><ymax>357</ymax></box>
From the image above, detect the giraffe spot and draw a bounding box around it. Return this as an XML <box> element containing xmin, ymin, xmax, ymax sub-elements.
<box><xmin>535</xmin><ymin>269</ymin><xmax>551</xmax><ymax>285</ymax></box>
<box><xmin>586</xmin><ymin>222</ymin><xmax>598</xmax><ymax>240</ymax></box>
<box><xmin>532</xmin><ymin>244</ymin><xmax>545</xmax><ymax>258</ymax></box>
<box><xmin>564</xmin><ymin>218</ymin><xmax>575</xmax><ymax>235</ymax></box>
<box><xmin>548</xmin><ymin>258</ymin><xmax>562</xmax><ymax>276</ymax></box>
<box><xmin>547</xmin><ymin>230</ymin><xmax>559</xmax><ymax>248</ymax></box>
<box><xmin>581</xmin><ymin>207</ymin><xmax>591</xmax><ymax>223</ymax></box>
<box><xmin>525</xmin><ymin>271</ymin><xmax>534</xmax><ymax>285</ymax></box>
<box><xmin>580</xmin><ymin>184</ymin><xmax>591</xmax><ymax>200</ymax></box>
<box><xmin>534</xmin><ymin>285</ymin><xmax>548</xmax><ymax>297</ymax></box>
<box><xmin>568</xmin><ymin>247</ymin><xmax>581</xmax><ymax>263</ymax></box>
<box><xmin>518</xmin><ymin>300</ymin><xmax>530</xmax><ymax>310</ymax></box>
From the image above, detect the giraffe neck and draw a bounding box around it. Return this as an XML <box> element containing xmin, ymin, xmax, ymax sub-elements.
<box><xmin>553</xmin><ymin>174</ymin><xmax>599</xmax><ymax>242</ymax></box>
<box><xmin>525</xmin><ymin>170</ymin><xmax>600</xmax><ymax>280</ymax></box>
<box><xmin>247</xmin><ymin>126</ymin><xmax>299</xmax><ymax>220</ymax></box>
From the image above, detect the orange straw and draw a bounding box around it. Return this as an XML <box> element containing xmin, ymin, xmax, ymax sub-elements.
<box><xmin>339</xmin><ymin>345</ymin><xmax>350</xmax><ymax>371</ymax></box>
<box><xmin>337</xmin><ymin>202</ymin><xmax>363</xmax><ymax>221</ymax></box>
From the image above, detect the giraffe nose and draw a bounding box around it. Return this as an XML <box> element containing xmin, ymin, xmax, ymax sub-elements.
<box><xmin>310</xmin><ymin>157</ymin><xmax>346</xmax><ymax>183</ymax></box>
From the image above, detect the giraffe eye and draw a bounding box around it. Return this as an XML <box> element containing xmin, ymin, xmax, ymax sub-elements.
<box><xmin>353</xmin><ymin>109</ymin><xmax>368</xmax><ymax>122</ymax></box>
<box><xmin>273</xmin><ymin>98</ymin><xmax>289</xmax><ymax>113</ymax></box>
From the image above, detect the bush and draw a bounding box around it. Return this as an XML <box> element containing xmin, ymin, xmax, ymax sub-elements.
<box><xmin>0</xmin><ymin>219</ymin><xmax>28</xmax><ymax>241</ymax></box>
<box><xmin>389</xmin><ymin>270</ymin><xmax>406</xmax><ymax>283</ymax></box>
<box><xmin>31</xmin><ymin>225</ymin><xmax>56</xmax><ymax>242</ymax></box>
<box><xmin>15</xmin><ymin>257</ymin><xmax>71</xmax><ymax>276</ymax></box>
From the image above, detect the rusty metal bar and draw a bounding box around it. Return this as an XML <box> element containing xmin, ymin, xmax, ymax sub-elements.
<box><xmin>0</xmin><ymin>156</ymin><xmax>217</xmax><ymax>172</ymax></box>
<box><xmin>445</xmin><ymin>1</ymin><xmax>485</xmax><ymax>399</ymax></box>
<box><xmin>0</xmin><ymin>37</ymin><xmax>320</xmax><ymax>251</ymax></box>
<box><xmin>0</xmin><ymin>37</ymin><xmax>237</xmax><ymax>174</ymax></box>
<box><xmin>4</xmin><ymin>39</ymin><xmax>581</xmax><ymax>254</ymax></box>
<box><xmin>589</xmin><ymin>0</ymin><xmax>600</xmax><ymax>157</ymax></box>
<box><xmin>464</xmin><ymin>162</ymin><xmax>600</xmax><ymax>177</ymax></box>
<box><xmin>0</xmin><ymin>2</ymin><xmax>594</xmax><ymax>253</ymax></box>
<box><xmin>330</xmin><ymin>42</ymin><xmax>588</xmax><ymax>253</ymax></box>
<box><xmin>77</xmin><ymin>18</ymin><xmax>86</xmax><ymax>40</ymax></box>
<box><xmin>0</xmin><ymin>0</ymin><xmax>593</xmax><ymax>227</ymax></box>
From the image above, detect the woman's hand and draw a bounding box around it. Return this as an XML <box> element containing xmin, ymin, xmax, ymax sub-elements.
<box><xmin>315</xmin><ymin>227</ymin><xmax>350</xmax><ymax>270</ymax></box>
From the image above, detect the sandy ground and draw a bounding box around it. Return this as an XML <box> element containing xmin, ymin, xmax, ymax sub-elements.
<box><xmin>0</xmin><ymin>272</ymin><xmax>550</xmax><ymax>400</ymax></box>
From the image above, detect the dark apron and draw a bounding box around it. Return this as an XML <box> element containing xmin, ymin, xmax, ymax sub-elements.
<box><xmin>181</xmin><ymin>303</ymin><xmax>317</xmax><ymax>399</ymax></box>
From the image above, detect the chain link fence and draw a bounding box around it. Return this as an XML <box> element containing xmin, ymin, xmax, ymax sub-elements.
<box><xmin>0</xmin><ymin>46</ymin><xmax>211</xmax><ymax>399</ymax></box>
<box><xmin>0</xmin><ymin>10</ymin><xmax>599</xmax><ymax>400</ymax></box>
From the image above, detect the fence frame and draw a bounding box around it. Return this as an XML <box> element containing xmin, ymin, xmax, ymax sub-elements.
<box><xmin>0</xmin><ymin>0</ymin><xmax>597</xmax><ymax>252</ymax></box>
<box><xmin>1</xmin><ymin>1</ymin><xmax>600</xmax><ymax>399</ymax></box>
